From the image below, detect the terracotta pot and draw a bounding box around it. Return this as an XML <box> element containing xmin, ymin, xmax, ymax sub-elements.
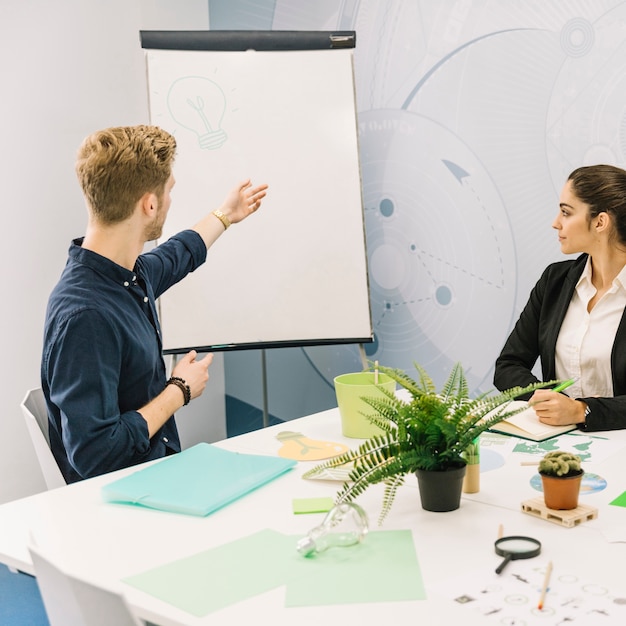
<box><xmin>540</xmin><ymin>470</ymin><xmax>584</xmax><ymax>510</ymax></box>
<box><xmin>415</xmin><ymin>463</ymin><xmax>466</xmax><ymax>512</ymax></box>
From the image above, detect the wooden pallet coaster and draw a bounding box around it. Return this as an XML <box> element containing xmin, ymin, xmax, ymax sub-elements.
<box><xmin>521</xmin><ymin>497</ymin><xmax>598</xmax><ymax>528</ymax></box>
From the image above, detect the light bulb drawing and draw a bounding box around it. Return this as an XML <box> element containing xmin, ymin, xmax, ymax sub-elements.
<box><xmin>167</xmin><ymin>76</ymin><xmax>228</xmax><ymax>150</ymax></box>
<box><xmin>297</xmin><ymin>502</ymin><xmax>369</xmax><ymax>557</ymax></box>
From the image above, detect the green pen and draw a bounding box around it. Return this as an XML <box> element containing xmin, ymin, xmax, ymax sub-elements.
<box><xmin>529</xmin><ymin>378</ymin><xmax>577</xmax><ymax>406</ymax></box>
<box><xmin>552</xmin><ymin>378</ymin><xmax>577</xmax><ymax>393</ymax></box>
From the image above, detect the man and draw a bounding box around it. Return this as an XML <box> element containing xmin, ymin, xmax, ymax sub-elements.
<box><xmin>41</xmin><ymin>125</ymin><xmax>268</xmax><ymax>483</ymax></box>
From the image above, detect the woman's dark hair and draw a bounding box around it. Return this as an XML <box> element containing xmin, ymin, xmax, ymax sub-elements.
<box><xmin>568</xmin><ymin>164</ymin><xmax>626</xmax><ymax>246</ymax></box>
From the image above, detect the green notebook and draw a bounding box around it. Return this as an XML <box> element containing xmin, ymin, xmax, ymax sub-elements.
<box><xmin>101</xmin><ymin>443</ymin><xmax>296</xmax><ymax>516</ymax></box>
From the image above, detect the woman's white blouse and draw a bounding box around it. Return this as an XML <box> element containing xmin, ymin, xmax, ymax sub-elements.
<box><xmin>555</xmin><ymin>256</ymin><xmax>626</xmax><ymax>399</ymax></box>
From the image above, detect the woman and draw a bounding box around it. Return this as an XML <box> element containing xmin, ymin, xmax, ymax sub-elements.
<box><xmin>494</xmin><ymin>164</ymin><xmax>626</xmax><ymax>431</ymax></box>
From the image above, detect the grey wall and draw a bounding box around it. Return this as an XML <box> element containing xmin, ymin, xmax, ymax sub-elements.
<box><xmin>0</xmin><ymin>0</ymin><xmax>214</xmax><ymax>504</ymax></box>
<box><xmin>216</xmin><ymin>1</ymin><xmax>626</xmax><ymax>426</ymax></box>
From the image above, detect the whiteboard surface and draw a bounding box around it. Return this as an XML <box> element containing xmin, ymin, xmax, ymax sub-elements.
<box><xmin>146</xmin><ymin>48</ymin><xmax>371</xmax><ymax>352</ymax></box>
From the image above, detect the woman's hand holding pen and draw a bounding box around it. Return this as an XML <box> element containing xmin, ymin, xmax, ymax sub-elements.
<box><xmin>530</xmin><ymin>381</ymin><xmax>587</xmax><ymax>426</ymax></box>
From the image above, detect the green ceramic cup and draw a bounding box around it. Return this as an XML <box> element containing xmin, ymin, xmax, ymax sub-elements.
<box><xmin>334</xmin><ymin>372</ymin><xmax>396</xmax><ymax>438</ymax></box>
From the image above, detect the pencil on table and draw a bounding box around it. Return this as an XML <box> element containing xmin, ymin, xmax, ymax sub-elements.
<box><xmin>538</xmin><ymin>560</ymin><xmax>553</xmax><ymax>610</ymax></box>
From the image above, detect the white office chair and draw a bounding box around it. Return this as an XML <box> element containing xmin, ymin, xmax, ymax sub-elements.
<box><xmin>29</xmin><ymin>542</ymin><xmax>145</xmax><ymax>626</ymax></box>
<box><xmin>20</xmin><ymin>388</ymin><xmax>67</xmax><ymax>490</ymax></box>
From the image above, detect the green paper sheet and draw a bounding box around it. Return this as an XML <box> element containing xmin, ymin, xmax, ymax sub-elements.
<box><xmin>292</xmin><ymin>497</ymin><xmax>335</xmax><ymax>514</ymax></box>
<box><xmin>123</xmin><ymin>529</ymin><xmax>293</xmax><ymax>616</ymax></box>
<box><xmin>122</xmin><ymin>528</ymin><xmax>425</xmax><ymax>617</ymax></box>
<box><xmin>285</xmin><ymin>529</ymin><xmax>426</xmax><ymax>606</ymax></box>
<box><xmin>609</xmin><ymin>491</ymin><xmax>626</xmax><ymax>507</ymax></box>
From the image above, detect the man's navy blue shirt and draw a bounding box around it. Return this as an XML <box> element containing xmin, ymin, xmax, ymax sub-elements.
<box><xmin>41</xmin><ymin>230</ymin><xmax>207</xmax><ymax>483</ymax></box>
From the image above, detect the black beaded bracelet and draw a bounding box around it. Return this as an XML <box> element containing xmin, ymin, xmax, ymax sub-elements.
<box><xmin>166</xmin><ymin>376</ymin><xmax>191</xmax><ymax>406</ymax></box>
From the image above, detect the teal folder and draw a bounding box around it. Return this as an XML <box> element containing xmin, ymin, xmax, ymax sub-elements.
<box><xmin>101</xmin><ymin>443</ymin><xmax>296</xmax><ymax>516</ymax></box>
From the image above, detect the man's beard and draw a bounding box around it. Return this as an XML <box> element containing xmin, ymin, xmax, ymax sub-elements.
<box><xmin>144</xmin><ymin>208</ymin><xmax>165</xmax><ymax>241</ymax></box>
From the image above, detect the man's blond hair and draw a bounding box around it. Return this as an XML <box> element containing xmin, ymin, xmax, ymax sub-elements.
<box><xmin>75</xmin><ymin>125</ymin><xmax>176</xmax><ymax>224</ymax></box>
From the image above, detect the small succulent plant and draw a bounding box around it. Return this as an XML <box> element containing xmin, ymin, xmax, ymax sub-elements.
<box><xmin>538</xmin><ymin>450</ymin><xmax>582</xmax><ymax>477</ymax></box>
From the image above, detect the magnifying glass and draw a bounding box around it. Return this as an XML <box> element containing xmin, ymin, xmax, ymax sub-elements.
<box><xmin>494</xmin><ymin>535</ymin><xmax>541</xmax><ymax>574</ymax></box>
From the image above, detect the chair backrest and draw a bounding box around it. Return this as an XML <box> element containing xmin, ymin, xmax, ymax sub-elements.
<box><xmin>20</xmin><ymin>388</ymin><xmax>67</xmax><ymax>490</ymax></box>
<box><xmin>29</xmin><ymin>543</ymin><xmax>144</xmax><ymax>626</ymax></box>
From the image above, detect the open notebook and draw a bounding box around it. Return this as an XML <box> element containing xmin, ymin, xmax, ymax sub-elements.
<box><xmin>487</xmin><ymin>400</ymin><xmax>577</xmax><ymax>442</ymax></box>
<box><xmin>101</xmin><ymin>443</ymin><xmax>296</xmax><ymax>516</ymax></box>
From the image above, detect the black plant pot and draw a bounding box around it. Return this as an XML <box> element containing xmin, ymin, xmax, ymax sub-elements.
<box><xmin>415</xmin><ymin>464</ymin><xmax>467</xmax><ymax>512</ymax></box>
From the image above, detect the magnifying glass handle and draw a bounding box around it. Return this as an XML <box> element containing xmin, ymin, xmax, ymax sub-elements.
<box><xmin>495</xmin><ymin>553</ymin><xmax>513</xmax><ymax>575</ymax></box>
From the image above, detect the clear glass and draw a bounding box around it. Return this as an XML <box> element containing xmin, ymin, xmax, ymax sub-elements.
<box><xmin>296</xmin><ymin>502</ymin><xmax>369</xmax><ymax>557</ymax></box>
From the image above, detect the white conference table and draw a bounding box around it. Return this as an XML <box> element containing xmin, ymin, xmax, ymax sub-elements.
<box><xmin>2</xmin><ymin>407</ymin><xmax>626</xmax><ymax>625</ymax></box>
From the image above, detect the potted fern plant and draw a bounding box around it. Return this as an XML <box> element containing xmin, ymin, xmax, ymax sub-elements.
<box><xmin>304</xmin><ymin>362</ymin><xmax>552</xmax><ymax>523</ymax></box>
<box><xmin>538</xmin><ymin>450</ymin><xmax>583</xmax><ymax>510</ymax></box>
